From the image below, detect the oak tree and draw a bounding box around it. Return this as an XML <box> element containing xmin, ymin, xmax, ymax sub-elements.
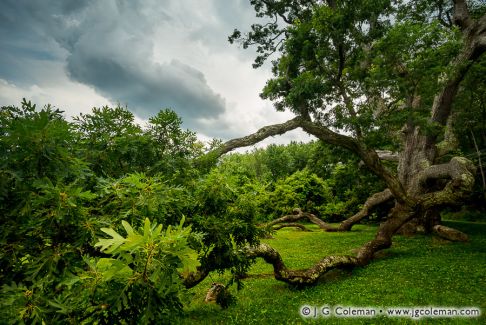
<box><xmin>212</xmin><ymin>0</ymin><xmax>486</xmax><ymax>284</ymax></box>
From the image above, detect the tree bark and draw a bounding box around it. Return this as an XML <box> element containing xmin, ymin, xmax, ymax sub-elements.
<box><xmin>262</xmin><ymin>208</ymin><xmax>337</xmax><ymax>232</ymax></box>
<box><xmin>261</xmin><ymin>189</ymin><xmax>394</xmax><ymax>233</ymax></box>
<box><xmin>356</xmin><ymin>205</ymin><xmax>415</xmax><ymax>262</ymax></box>
<box><xmin>244</xmin><ymin>243</ymin><xmax>358</xmax><ymax>285</ymax></box>
<box><xmin>433</xmin><ymin>225</ymin><xmax>469</xmax><ymax>242</ymax></box>
<box><xmin>216</xmin><ymin>116</ymin><xmax>303</xmax><ymax>156</ymax></box>
<box><xmin>395</xmin><ymin>4</ymin><xmax>486</xmax><ymax>233</ymax></box>
<box><xmin>183</xmin><ymin>266</ymin><xmax>210</xmax><ymax>289</ymax></box>
<box><xmin>338</xmin><ymin>189</ymin><xmax>394</xmax><ymax>231</ymax></box>
<box><xmin>376</xmin><ymin>150</ymin><xmax>399</xmax><ymax>162</ymax></box>
<box><xmin>272</xmin><ymin>223</ymin><xmax>312</xmax><ymax>232</ymax></box>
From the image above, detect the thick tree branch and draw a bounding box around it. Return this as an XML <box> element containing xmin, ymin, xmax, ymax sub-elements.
<box><xmin>216</xmin><ymin>116</ymin><xmax>303</xmax><ymax>155</ymax></box>
<box><xmin>272</xmin><ymin>223</ymin><xmax>312</xmax><ymax>232</ymax></box>
<box><xmin>262</xmin><ymin>189</ymin><xmax>394</xmax><ymax>233</ymax></box>
<box><xmin>452</xmin><ymin>0</ymin><xmax>473</xmax><ymax>30</ymax></box>
<box><xmin>357</xmin><ymin>205</ymin><xmax>417</xmax><ymax>264</ymax></box>
<box><xmin>262</xmin><ymin>208</ymin><xmax>337</xmax><ymax>232</ymax></box>
<box><xmin>419</xmin><ymin>11</ymin><xmax>486</xmax><ymax>166</ymax></box>
<box><xmin>183</xmin><ymin>265</ymin><xmax>210</xmax><ymax>289</ymax></box>
<box><xmin>247</xmin><ymin>201</ymin><xmax>419</xmax><ymax>285</ymax></box>
<box><xmin>417</xmin><ymin>157</ymin><xmax>476</xmax><ymax>209</ymax></box>
<box><xmin>376</xmin><ymin>150</ymin><xmax>399</xmax><ymax>162</ymax></box>
<box><xmin>339</xmin><ymin>189</ymin><xmax>394</xmax><ymax>231</ymax></box>
<box><xmin>430</xmin><ymin>7</ymin><xmax>486</xmax><ymax>130</ymax></box>
<box><xmin>212</xmin><ymin>116</ymin><xmax>409</xmax><ymax>205</ymax></box>
<box><xmin>433</xmin><ymin>224</ymin><xmax>469</xmax><ymax>242</ymax></box>
<box><xmin>244</xmin><ymin>243</ymin><xmax>357</xmax><ymax>285</ymax></box>
<box><xmin>299</xmin><ymin>119</ymin><xmax>411</xmax><ymax>204</ymax></box>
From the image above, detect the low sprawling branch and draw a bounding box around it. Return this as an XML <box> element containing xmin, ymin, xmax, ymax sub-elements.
<box><xmin>244</xmin><ymin>243</ymin><xmax>357</xmax><ymax>285</ymax></box>
<box><xmin>182</xmin><ymin>266</ymin><xmax>210</xmax><ymax>289</ymax></box>
<box><xmin>433</xmin><ymin>224</ymin><xmax>469</xmax><ymax>242</ymax></box>
<box><xmin>357</xmin><ymin>205</ymin><xmax>417</xmax><ymax>264</ymax></box>
<box><xmin>261</xmin><ymin>208</ymin><xmax>337</xmax><ymax>232</ymax></box>
<box><xmin>263</xmin><ymin>189</ymin><xmax>394</xmax><ymax>233</ymax></box>
<box><xmin>246</xmin><ymin>202</ymin><xmax>419</xmax><ymax>285</ymax></box>
<box><xmin>272</xmin><ymin>223</ymin><xmax>312</xmax><ymax>232</ymax></box>
<box><xmin>339</xmin><ymin>189</ymin><xmax>394</xmax><ymax>231</ymax></box>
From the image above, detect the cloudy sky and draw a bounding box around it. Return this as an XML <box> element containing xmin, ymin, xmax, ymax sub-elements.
<box><xmin>0</xmin><ymin>0</ymin><xmax>311</xmax><ymax>146</ymax></box>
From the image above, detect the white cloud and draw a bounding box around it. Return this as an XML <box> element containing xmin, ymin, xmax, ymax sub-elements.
<box><xmin>0</xmin><ymin>75</ymin><xmax>111</xmax><ymax>119</ymax></box>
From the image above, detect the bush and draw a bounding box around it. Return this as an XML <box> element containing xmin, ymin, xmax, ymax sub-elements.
<box><xmin>258</xmin><ymin>169</ymin><xmax>333</xmax><ymax>221</ymax></box>
<box><xmin>1</xmin><ymin>218</ymin><xmax>199</xmax><ymax>324</ymax></box>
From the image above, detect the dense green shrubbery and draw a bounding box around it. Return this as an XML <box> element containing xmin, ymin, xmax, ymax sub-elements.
<box><xmin>213</xmin><ymin>145</ymin><xmax>385</xmax><ymax>223</ymax></box>
<box><xmin>0</xmin><ymin>100</ymin><xmax>260</xmax><ymax>323</ymax></box>
<box><xmin>2</xmin><ymin>218</ymin><xmax>199</xmax><ymax>324</ymax></box>
<box><xmin>259</xmin><ymin>168</ymin><xmax>333</xmax><ymax>219</ymax></box>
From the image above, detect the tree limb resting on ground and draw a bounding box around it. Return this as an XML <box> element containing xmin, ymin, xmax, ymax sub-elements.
<box><xmin>433</xmin><ymin>224</ymin><xmax>469</xmax><ymax>242</ymax></box>
<box><xmin>261</xmin><ymin>189</ymin><xmax>394</xmax><ymax>233</ymax></box>
<box><xmin>272</xmin><ymin>223</ymin><xmax>312</xmax><ymax>232</ymax></box>
<box><xmin>244</xmin><ymin>243</ymin><xmax>358</xmax><ymax>285</ymax></box>
<box><xmin>182</xmin><ymin>266</ymin><xmax>210</xmax><ymax>289</ymax></box>
<box><xmin>261</xmin><ymin>208</ymin><xmax>337</xmax><ymax>232</ymax></box>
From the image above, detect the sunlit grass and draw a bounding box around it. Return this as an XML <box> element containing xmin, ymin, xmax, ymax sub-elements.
<box><xmin>180</xmin><ymin>221</ymin><xmax>486</xmax><ymax>324</ymax></box>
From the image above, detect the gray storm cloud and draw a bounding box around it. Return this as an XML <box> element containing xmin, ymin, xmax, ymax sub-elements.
<box><xmin>0</xmin><ymin>0</ymin><xmax>228</xmax><ymax>128</ymax></box>
<box><xmin>0</xmin><ymin>0</ymin><xmax>280</xmax><ymax>140</ymax></box>
<box><xmin>54</xmin><ymin>0</ymin><xmax>227</xmax><ymax>125</ymax></box>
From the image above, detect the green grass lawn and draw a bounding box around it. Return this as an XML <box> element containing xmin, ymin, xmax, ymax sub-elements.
<box><xmin>180</xmin><ymin>221</ymin><xmax>486</xmax><ymax>324</ymax></box>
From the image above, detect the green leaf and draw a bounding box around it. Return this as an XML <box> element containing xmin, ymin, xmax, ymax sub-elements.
<box><xmin>95</xmin><ymin>228</ymin><xmax>127</xmax><ymax>253</ymax></box>
<box><xmin>96</xmin><ymin>258</ymin><xmax>133</xmax><ymax>281</ymax></box>
<box><xmin>122</xmin><ymin>220</ymin><xmax>135</xmax><ymax>236</ymax></box>
<box><xmin>143</xmin><ymin>218</ymin><xmax>151</xmax><ymax>238</ymax></box>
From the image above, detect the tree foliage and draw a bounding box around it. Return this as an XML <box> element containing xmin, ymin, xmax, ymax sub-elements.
<box><xmin>0</xmin><ymin>100</ymin><xmax>260</xmax><ymax>323</ymax></box>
